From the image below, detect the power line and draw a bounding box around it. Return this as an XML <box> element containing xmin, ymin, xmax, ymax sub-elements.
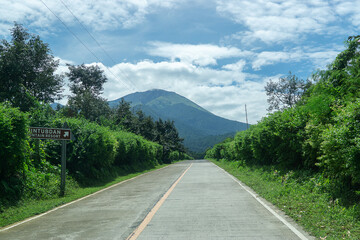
<box><xmin>39</xmin><ymin>0</ymin><xmax>135</xmax><ymax>92</ymax></box>
<box><xmin>57</xmin><ymin>0</ymin><xmax>139</xmax><ymax>91</ymax></box>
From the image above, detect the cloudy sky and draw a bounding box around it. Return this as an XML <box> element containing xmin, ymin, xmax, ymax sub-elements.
<box><xmin>1</xmin><ymin>0</ymin><xmax>359</xmax><ymax>123</ymax></box>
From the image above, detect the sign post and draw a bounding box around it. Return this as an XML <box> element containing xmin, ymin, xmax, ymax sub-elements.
<box><xmin>29</xmin><ymin>123</ymin><xmax>71</xmax><ymax>196</ymax></box>
<box><xmin>60</xmin><ymin>138</ymin><xmax>67</xmax><ymax>196</ymax></box>
<box><xmin>60</xmin><ymin>122</ymin><xmax>69</xmax><ymax>196</ymax></box>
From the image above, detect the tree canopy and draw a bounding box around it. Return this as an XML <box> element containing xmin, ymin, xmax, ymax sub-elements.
<box><xmin>0</xmin><ymin>23</ymin><xmax>63</xmax><ymax>111</ymax></box>
<box><xmin>265</xmin><ymin>72</ymin><xmax>311</xmax><ymax>111</ymax></box>
<box><xmin>66</xmin><ymin>64</ymin><xmax>110</xmax><ymax>122</ymax></box>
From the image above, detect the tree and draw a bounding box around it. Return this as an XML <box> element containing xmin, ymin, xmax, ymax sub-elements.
<box><xmin>112</xmin><ymin>98</ymin><xmax>137</xmax><ymax>131</ymax></box>
<box><xmin>136</xmin><ymin>110</ymin><xmax>155</xmax><ymax>140</ymax></box>
<box><xmin>316</xmin><ymin>35</ymin><xmax>360</xmax><ymax>99</ymax></box>
<box><xmin>265</xmin><ymin>72</ymin><xmax>311</xmax><ymax>111</ymax></box>
<box><xmin>0</xmin><ymin>23</ymin><xmax>63</xmax><ymax>111</ymax></box>
<box><xmin>154</xmin><ymin>119</ymin><xmax>184</xmax><ymax>162</ymax></box>
<box><xmin>66</xmin><ymin>64</ymin><xmax>110</xmax><ymax>122</ymax></box>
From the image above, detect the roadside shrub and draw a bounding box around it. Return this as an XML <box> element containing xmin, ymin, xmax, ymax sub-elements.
<box><xmin>0</xmin><ymin>103</ymin><xmax>29</xmax><ymax>200</ymax></box>
<box><xmin>222</xmin><ymin>141</ymin><xmax>237</xmax><ymax>161</ymax></box>
<box><xmin>179</xmin><ymin>152</ymin><xmax>193</xmax><ymax>160</ymax></box>
<box><xmin>319</xmin><ymin>100</ymin><xmax>360</xmax><ymax>187</ymax></box>
<box><xmin>249</xmin><ymin>117</ymin><xmax>279</xmax><ymax>165</ymax></box>
<box><xmin>40</xmin><ymin>117</ymin><xmax>164</xmax><ymax>180</ymax></box>
<box><xmin>48</xmin><ymin>118</ymin><xmax>117</xmax><ymax>180</ymax></box>
<box><xmin>113</xmin><ymin>131</ymin><xmax>162</xmax><ymax>171</ymax></box>
<box><xmin>205</xmin><ymin>143</ymin><xmax>223</xmax><ymax>160</ymax></box>
<box><xmin>169</xmin><ymin>150</ymin><xmax>180</xmax><ymax>161</ymax></box>
<box><xmin>23</xmin><ymin>162</ymin><xmax>60</xmax><ymax>199</ymax></box>
<box><xmin>272</xmin><ymin>108</ymin><xmax>307</xmax><ymax>169</ymax></box>
<box><xmin>204</xmin><ymin>138</ymin><xmax>236</xmax><ymax>161</ymax></box>
<box><xmin>168</xmin><ymin>150</ymin><xmax>192</xmax><ymax>161</ymax></box>
<box><xmin>235</xmin><ymin>130</ymin><xmax>253</xmax><ymax>163</ymax></box>
<box><xmin>28</xmin><ymin>104</ymin><xmax>56</xmax><ymax>128</ymax></box>
<box><xmin>233</xmin><ymin>108</ymin><xmax>307</xmax><ymax>169</ymax></box>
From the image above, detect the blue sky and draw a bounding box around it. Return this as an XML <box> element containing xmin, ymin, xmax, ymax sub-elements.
<box><xmin>1</xmin><ymin>0</ymin><xmax>359</xmax><ymax>123</ymax></box>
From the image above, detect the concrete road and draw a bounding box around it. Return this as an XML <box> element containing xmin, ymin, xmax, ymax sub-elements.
<box><xmin>0</xmin><ymin>160</ymin><xmax>313</xmax><ymax>239</ymax></box>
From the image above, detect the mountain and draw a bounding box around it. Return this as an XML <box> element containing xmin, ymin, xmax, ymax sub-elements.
<box><xmin>50</xmin><ymin>102</ymin><xmax>63</xmax><ymax>109</ymax></box>
<box><xmin>108</xmin><ymin>89</ymin><xmax>248</xmax><ymax>153</ymax></box>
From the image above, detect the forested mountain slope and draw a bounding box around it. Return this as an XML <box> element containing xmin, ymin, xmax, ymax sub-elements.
<box><xmin>109</xmin><ymin>89</ymin><xmax>248</xmax><ymax>153</ymax></box>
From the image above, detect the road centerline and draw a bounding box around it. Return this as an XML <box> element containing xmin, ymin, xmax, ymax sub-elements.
<box><xmin>126</xmin><ymin>163</ymin><xmax>193</xmax><ymax>240</ymax></box>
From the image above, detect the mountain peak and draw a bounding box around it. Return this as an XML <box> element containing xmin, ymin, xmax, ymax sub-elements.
<box><xmin>148</xmin><ymin>89</ymin><xmax>172</xmax><ymax>93</ymax></box>
<box><xmin>109</xmin><ymin>89</ymin><xmax>208</xmax><ymax>113</ymax></box>
<box><xmin>108</xmin><ymin>89</ymin><xmax>247</xmax><ymax>153</ymax></box>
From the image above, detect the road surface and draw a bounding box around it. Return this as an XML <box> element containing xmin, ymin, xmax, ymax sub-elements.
<box><xmin>0</xmin><ymin>160</ymin><xmax>313</xmax><ymax>239</ymax></box>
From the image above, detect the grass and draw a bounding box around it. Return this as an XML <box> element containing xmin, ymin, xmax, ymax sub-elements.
<box><xmin>0</xmin><ymin>163</ymin><xmax>169</xmax><ymax>228</ymax></box>
<box><xmin>210</xmin><ymin>159</ymin><xmax>360</xmax><ymax>240</ymax></box>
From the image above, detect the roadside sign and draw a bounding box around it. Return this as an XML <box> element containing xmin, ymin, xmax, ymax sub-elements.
<box><xmin>30</xmin><ymin>127</ymin><xmax>71</xmax><ymax>140</ymax></box>
<box><xmin>30</xmin><ymin>124</ymin><xmax>71</xmax><ymax>196</ymax></box>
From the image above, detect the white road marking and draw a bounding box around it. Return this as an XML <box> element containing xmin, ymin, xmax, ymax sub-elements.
<box><xmin>0</xmin><ymin>165</ymin><xmax>172</xmax><ymax>232</ymax></box>
<box><xmin>214</xmin><ymin>162</ymin><xmax>310</xmax><ymax>240</ymax></box>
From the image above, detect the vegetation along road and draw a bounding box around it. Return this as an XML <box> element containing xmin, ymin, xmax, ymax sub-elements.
<box><xmin>0</xmin><ymin>160</ymin><xmax>313</xmax><ymax>239</ymax></box>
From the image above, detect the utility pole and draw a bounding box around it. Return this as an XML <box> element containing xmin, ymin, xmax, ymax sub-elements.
<box><xmin>245</xmin><ymin>104</ymin><xmax>249</xmax><ymax>130</ymax></box>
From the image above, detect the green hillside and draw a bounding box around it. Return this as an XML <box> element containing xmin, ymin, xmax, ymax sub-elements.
<box><xmin>108</xmin><ymin>89</ymin><xmax>248</xmax><ymax>153</ymax></box>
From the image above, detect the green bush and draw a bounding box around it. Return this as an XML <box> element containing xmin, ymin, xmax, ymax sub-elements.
<box><xmin>205</xmin><ymin>143</ymin><xmax>223</xmax><ymax>160</ymax></box>
<box><xmin>231</xmin><ymin>108</ymin><xmax>307</xmax><ymax>169</ymax></box>
<box><xmin>234</xmin><ymin>130</ymin><xmax>253</xmax><ymax>163</ymax></box>
<box><xmin>113</xmin><ymin>131</ymin><xmax>162</xmax><ymax>171</ymax></box>
<box><xmin>45</xmin><ymin>118</ymin><xmax>117</xmax><ymax>180</ymax></box>
<box><xmin>248</xmin><ymin>117</ymin><xmax>279</xmax><ymax>165</ymax></box>
<box><xmin>169</xmin><ymin>150</ymin><xmax>193</xmax><ymax>161</ymax></box>
<box><xmin>23</xmin><ymin>162</ymin><xmax>60</xmax><ymax>199</ymax></box>
<box><xmin>319</xmin><ymin>100</ymin><xmax>360</xmax><ymax>187</ymax></box>
<box><xmin>205</xmin><ymin>138</ymin><xmax>236</xmax><ymax>161</ymax></box>
<box><xmin>179</xmin><ymin>152</ymin><xmax>193</xmax><ymax>160</ymax></box>
<box><xmin>270</xmin><ymin>108</ymin><xmax>307</xmax><ymax>168</ymax></box>
<box><xmin>169</xmin><ymin>151</ymin><xmax>180</xmax><ymax>161</ymax></box>
<box><xmin>0</xmin><ymin>103</ymin><xmax>29</xmax><ymax>199</ymax></box>
<box><xmin>32</xmin><ymin>117</ymin><xmax>164</xmax><ymax>181</ymax></box>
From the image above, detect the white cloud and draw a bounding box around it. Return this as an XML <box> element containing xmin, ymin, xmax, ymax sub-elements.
<box><xmin>91</xmin><ymin>60</ymin><xmax>267</xmax><ymax>124</ymax></box>
<box><xmin>0</xmin><ymin>0</ymin><xmax>181</xmax><ymax>35</ymax></box>
<box><xmin>335</xmin><ymin>0</ymin><xmax>360</xmax><ymax>29</ymax></box>
<box><xmin>53</xmin><ymin>57</ymin><xmax>75</xmax><ymax>105</ymax></box>
<box><xmin>216</xmin><ymin>0</ymin><xmax>340</xmax><ymax>44</ymax></box>
<box><xmin>223</xmin><ymin>60</ymin><xmax>246</xmax><ymax>72</ymax></box>
<box><xmin>147</xmin><ymin>42</ymin><xmax>252</xmax><ymax>66</ymax></box>
<box><xmin>252</xmin><ymin>51</ymin><xmax>302</xmax><ymax>70</ymax></box>
<box><xmin>251</xmin><ymin>46</ymin><xmax>343</xmax><ymax>70</ymax></box>
<box><xmin>306</xmin><ymin>50</ymin><xmax>341</xmax><ymax>69</ymax></box>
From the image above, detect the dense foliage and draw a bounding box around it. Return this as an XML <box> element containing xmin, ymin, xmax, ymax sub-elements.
<box><xmin>66</xmin><ymin>64</ymin><xmax>111</xmax><ymax>122</ymax></box>
<box><xmin>0</xmin><ymin>103</ymin><xmax>28</xmax><ymax>200</ymax></box>
<box><xmin>0</xmin><ymin>23</ymin><xmax>63</xmax><ymax>111</ymax></box>
<box><xmin>107</xmin><ymin>99</ymin><xmax>185</xmax><ymax>162</ymax></box>
<box><xmin>265</xmin><ymin>72</ymin><xmax>311</xmax><ymax>111</ymax></box>
<box><xmin>206</xmin><ymin>36</ymin><xmax>360</xmax><ymax>202</ymax></box>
